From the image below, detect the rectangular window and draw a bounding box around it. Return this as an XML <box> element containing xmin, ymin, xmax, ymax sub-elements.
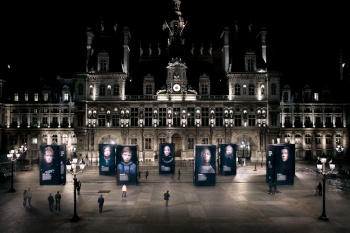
<box><xmin>112</xmin><ymin>114</ymin><xmax>119</xmax><ymax>127</ymax></box>
<box><xmin>248</xmin><ymin>115</ymin><xmax>256</xmax><ymax>126</ymax></box>
<box><xmin>270</xmin><ymin>114</ymin><xmax>277</xmax><ymax>126</ymax></box>
<box><xmin>43</xmin><ymin>93</ymin><xmax>48</xmax><ymax>101</ymax></box>
<box><xmin>113</xmin><ymin>84</ymin><xmax>119</xmax><ymax>96</ymax></box>
<box><xmin>201</xmin><ymin>138</ymin><xmax>209</xmax><ymax>144</ymax></box>
<box><xmin>51</xmin><ymin>117</ymin><xmax>58</xmax><ymax>127</ymax></box>
<box><xmin>315</xmin><ymin>117</ymin><xmax>322</xmax><ymax>127</ymax></box>
<box><xmin>24</xmin><ymin>93</ymin><xmax>29</xmax><ymax>101</ymax></box>
<box><xmin>42</xmin><ymin>117</ymin><xmax>48</xmax><ymax>126</ymax></box>
<box><xmin>294</xmin><ymin>116</ymin><xmax>302</xmax><ymax>127</ymax></box>
<box><xmin>325</xmin><ymin>116</ymin><xmax>332</xmax><ymax>127</ymax></box>
<box><xmin>145</xmin><ymin>138</ymin><xmax>152</xmax><ymax>150</ymax></box>
<box><xmin>201</xmin><ymin>107</ymin><xmax>209</xmax><ymax>126</ymax></box>
<box><xmin>145</xmin><ymin>108</ymin><xmax>152</xmax><ymax>127</ymax></box>
<box><xmin>130</xmin><ymin>107</ymin><xmax>138</xmax><ymax>127</ymax></box>
<box><xmin>63</xmin><ymin>93</ymin><xmax>69</xmax><ymax>101</ymax></box>
<box><xmin>14</xmin><ymin>93</ymin><xmax>19</xmax><ymax>101</ymax></box>
<box><xmin>172</xmin><ymin>108</ymin><xmax>181</xmax><ymax>127</ymax></box>
<box><xmin>77</xmin><ymin>115</ymin><xmax>84</xmax><ymax>126</ymax></box>
<box><xmin>159</xmin><ymin>108</ymin><xmax>166</xmax><ymax>127</ymax></box>
<box><xmin>159</xmin><ymin>138</ymin><xmax>167</xmax><ymax>144</ymax></box>
<box><xmin>131</xmin><ymin>138</ymin><xmax>137</xmax><ymax>145</ymax></box>
<box><xmin>32</xmin><ymin>137</ymin><xmax>38</xmax><ymax>145</ymax></box>
<box><xmin>234</xmin><ymin>114</ymin><xmax>242</xmax><ymax>126</ymax></box>
<box><xmin>62</xmin><ymin>117</ymin><xmax>68</xmax><ymax>127</ymax></box>
<box><xmin>215</xmin><ymin>107</ymin><xmax>223</xmax><ymax>127</ymax></box>
<box><xmin>34</xmin><ymin>93</ymin><xmax>39</xmax><ymax>101</ymax></box>
<box><xmin>187</xmin><ymin>107</ymin><xmax>195</xmax><ymax>126</ymax></box>
<box><xmin>98</xmin><ymin>114</ymin><xmax>106</xmax><ymax>127</ymax></box>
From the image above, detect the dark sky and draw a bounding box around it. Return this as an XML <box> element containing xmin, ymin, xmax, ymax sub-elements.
<box><xmin>1</xmin><ymin>1</ymin><xmax>348</xmax><ymax>88</ymax></box>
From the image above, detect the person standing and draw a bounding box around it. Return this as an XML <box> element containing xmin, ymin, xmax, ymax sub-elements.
<box><xmin>122</xmin><ymin>184</ymin><xmax>127</xmax><ymax>198</ymax></box>
<box><xmin>27</xmin><ymin>188</ymin><xmax>32</xmax><ymax>207</ymax></box>
<box><xmin>76</xmin><ymin>180</ymin><xmax>82</xmax><ymax>195</ymax></box>
<box><xmin>178</xmin><ymin>169</ymin><xmax>181</xmax><ymax>180</ymax></box>
<box><xmin>48</xmin><ymin>193</ymin><xmax>54</xmax><ymax>211</ymax></box>
<box><xmin>55</xmin><ymin>191</ymin><xmax>61</xmax><ymax>210</ymax></box>
<box><xmin>317</xmin><ymin>182</ymin><xmax>322</xmax><ymax>196</ymax></box>
<box><xmin>98</xmin><ymin>194</ymin><xmax>104</xmax><ymax>213</ymax></box>
<box><xmin>23</xmin><ymin>189</ymin><xmax>28</xmax><ymax>207</ymax></box>
<box><xmin>164</xmin><ymin>190</ymin><xmax>170</xmax><ymax>206</ymax></box>
<box><xmin>145</xmin><ymin>170</ymin><xmax>149</xmax><ymax>179</ymax></box>
<box><xmin>138</xmin><ymin>171</ymin><xmax>141</xmax><ymax>180</ymax></box>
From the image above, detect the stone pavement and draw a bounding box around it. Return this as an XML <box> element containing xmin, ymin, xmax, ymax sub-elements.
<box><xmin>1</xmin><ymin>161</ymin><xmax>350</xmax><ymax>233</ymax></box>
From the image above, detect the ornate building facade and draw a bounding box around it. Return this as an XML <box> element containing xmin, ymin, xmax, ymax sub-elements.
<box><xmin>0</xmin><ymin>0</ymin><xmax>348</xmax><ymax>164</ymax></box>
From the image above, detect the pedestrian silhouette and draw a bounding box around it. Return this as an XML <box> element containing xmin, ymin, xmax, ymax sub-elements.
<box><xmin>55</xmin><ymin>191</ymin><xmax>61</xmax><ymax>210</ymax></box>
<box><xmin>317</xmin><ymin>182</ymin><xmax>322</xmax><ymax>196</ymax></box>
<box><xmin>122</xmin><ymin>184</ymin><xmax>127</xmax><ymax>198</ymax></box>
<box><xmin>48</xmin><ymin>193</ymin><xmax>54</xmax><ymax>211</ymax></box>
<box><xmin>178</xmin><ymin>169</ymin><xmax>181</xmax><ymax>180</ymax></box>
<box><xmin>138</xmin><ymin>171</ymin><xmax>141</xmax><ymax>180</ymax></box>
<box><xmin>27</xmin><ymin>188</ymin><xmax>32</xmax><ymax>207</ymax></box>
<box><xmin>145</xmin><ymin>170</ymin><xmax>149</xmax><ymax>179</ymax></box>
<box><xmin>77</xmin><ymin>180</ymin><xmax>81</xmax><ymax>195</ymax></box>
<box><xmin>164</xmin><ymin>190</ymin><xmax>170</xmax><ymax>206</ymax></box>
<box><xmin>23</xmin><ymin>189</ymin><xmax>28</xmax><ymax>207</ymax></box>
<box><xmin>98</xmin><ymin>194</ymin><xmax>104</xmax><ymax>213</ymax></box>
<box><xmin>268</xmin><ymin>183</ymin><xmax>272</xmax><ymax>194</ymax></box>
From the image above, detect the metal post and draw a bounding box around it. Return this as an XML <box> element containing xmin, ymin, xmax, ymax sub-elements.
<box><xmin>319</xmin><ymin>174</ymin><xmax>328</xmax><ymax>221</ymax></box>
<box><xmin>71</xmin><ymin>175</ymin><xmax>80</xmax><ymax>222</ymax></box>
<box><xmin>8</xmin><ymin>160</ymin><xmax>15</xmax><ymax>193</ymax></box>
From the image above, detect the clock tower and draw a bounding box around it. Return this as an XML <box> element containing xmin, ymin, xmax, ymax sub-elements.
<box><xmin>166</xmin><ymin>57</ymin><xmax>188</xmax><ymax>93</ymax></box>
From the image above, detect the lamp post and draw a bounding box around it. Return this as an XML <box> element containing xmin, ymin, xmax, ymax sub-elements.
<box><xmin>316</xmin><ymin>155</ymin><xmax>335</xmax><ymax>221</ymax></box>
<box><xmin>66</xmin><ymin>157</ymin><xmax>85</xmax><ymax>222</ymax></box>
<box><xmin>7</xmin><ymin>144</ymin><xmax>27</xmax><ymax>193</ymax></box>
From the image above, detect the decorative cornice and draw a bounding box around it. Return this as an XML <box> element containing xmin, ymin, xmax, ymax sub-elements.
<box><xmin>75</xmin><ymin>73</ymin><xmax>127</xmax><ymax>80</ymax></box>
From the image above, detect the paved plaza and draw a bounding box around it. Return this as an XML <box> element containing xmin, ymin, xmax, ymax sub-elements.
<box><xmin>1</xmin><ymin>161</ymin><xmax>350</xmax><ymax>233</ymax></box>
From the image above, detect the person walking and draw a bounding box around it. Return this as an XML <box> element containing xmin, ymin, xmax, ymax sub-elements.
<box><xmin>145</xmin><ymin>170</ymin><xmax>149</xmax><ymax>179</ymax></box>
<box><xmin>23</xmin><ymin>189</ymin><xmax>28</xmax><ymax>207</ymax></box>
<box><xmin>27</xmin><ymin>188</ymin><xmax>32</xmax><ymax>207</ymax></box>
<box><xmin>122</xmin><ymin>184</ymin><xmax>127</xmax><ymax>198</ymax></box>
<box><xmin>76</xmin><ymin>180</ymin><xmax>81</xmax><ymax>195</ymax></box>
<box><xmin>178</xmin><ymin>169</ymin><xmax>181</xmax><ymax>180</ymax></box>
<box><xmin>98</xmin><ymin>194</ymin><xmax>104</xmax><ymax>213</ymax></box>
<box><xmin>268</xmin><ymin>183</ymin><xmax>273</xmax><ymax>194</ymax></box>
<box><xmin>138</xmin><ymin>171</ymin><xmax>141</xmax><ymax>180</ymax></box>
<box><xmin>317</xmin><ymin>182</ymin><xmax>322</xmax><ymax>196</ymax></box>
<box><xmin>164</xmin><ymin>190</ymin><xmax>170</xmax><ymax>206</ymax></box>
<box><xmin>48</xmin><ymin>193</ymin><xmax>54</xmax><ymax>211</ymax></box>
<box><xmin>55</xmin><ymin>191</ymin><xmax>61</xmax><ymax>210</ymax></box>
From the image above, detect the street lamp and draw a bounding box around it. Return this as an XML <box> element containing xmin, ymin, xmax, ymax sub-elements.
<box><xmin>7</xmin><ymin>144</ymin><xmax>27</xmax><ymax>193</ymax></box>
<box><xmin>66</xmin><ymin>157</ymin><xmax>85</xmax><ymax>222</ymax></box>
<box><xmin>316</xmin><ymin>154</ymin><xmax>334</xmax><ymax>221</ymax></box>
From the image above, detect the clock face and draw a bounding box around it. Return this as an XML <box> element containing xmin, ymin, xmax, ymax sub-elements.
<box><xmin>173</xmin><ymin>84</ymin><xmax>181</xmax><ymax>92</ymax></box>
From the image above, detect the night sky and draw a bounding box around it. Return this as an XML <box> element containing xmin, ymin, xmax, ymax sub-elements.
<box><xmin>1</xmin><ymin>1</ymin><xmax>348</xmax><ymax>89</ymax></box>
